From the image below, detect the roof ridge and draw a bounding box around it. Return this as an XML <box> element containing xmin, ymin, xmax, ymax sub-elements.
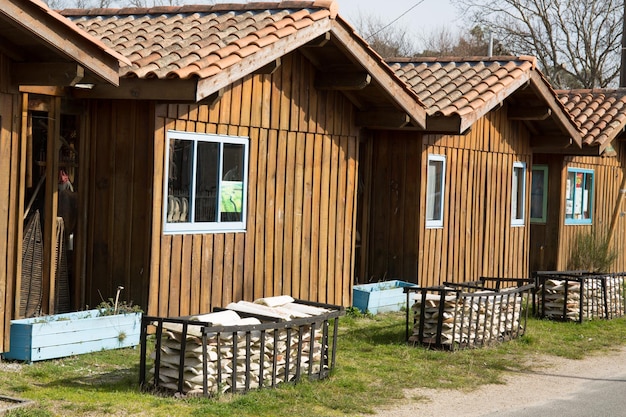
<box><xmin>556</xmin><ymin>88</ymin><xmax>626</xmax><ymax>94</ymax></box>
<box><xmin>386</xmin><ymin>55</ymin><xmax>535</xmax><ymax>64</ymax></box>
<box><xmin>60</xmin><ymin>1</ymin><xmax>338</xmax><ymax>18</ymax></box>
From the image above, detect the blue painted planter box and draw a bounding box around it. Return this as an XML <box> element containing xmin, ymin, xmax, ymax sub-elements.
<box><xmin>2</xmin><ymin>309</ymin><xmax>142</xmax><ymax>362</ymax></box>
<box><xmin>353</xmin><ymin>280</ymin><xmax>418</xmax><ymax>314</ymax></box>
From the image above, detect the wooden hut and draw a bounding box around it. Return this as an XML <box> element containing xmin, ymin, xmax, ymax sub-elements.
<box><xmin>357</xmin><ymin>56</ymin><xmax>582</xmax><ymax>287</ymax></box>
<box><xmin>531</xmin><ymin>89</ymin><xmax>626</xmax><ymax>272</ymax></box>
<box><xmin>0</xmin><ymin>0</ymin><xmax>125</xmax><ymax>351</ymax></box>
<box><xmin>52</xmin><ymin>1</ymin><xmax>427</xmax><ymax>319</ymax></box>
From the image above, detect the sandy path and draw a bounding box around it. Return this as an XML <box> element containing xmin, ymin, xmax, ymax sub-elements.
<box><xmin>372</xmin><ymin>346</ymin><xmax>626</xmax><ymax>417</ymax></box>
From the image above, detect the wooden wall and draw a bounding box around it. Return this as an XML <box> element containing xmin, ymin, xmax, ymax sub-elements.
<box><xmin>84</xmin><ymin>100</ymin><xmax>154</xmax><ymax>309</ymax></box>
<box><xmin>360</xmin><ymin>106</ymin><xmax>532</xmax><ymax>287</ymax></box>
<box><xmin>0</xmin><ymin>52</ymin><xmax>21</xmax><ymax>351</ymax></box>
<box><xmin>556</xmin><ymin>141</ymin><xmax>626</xmax><ymax>272</ymax></box>
<box><xmin>149</xmin><ymin>51</ymin><xmax>359</xmax><ymax>318</ymax></box>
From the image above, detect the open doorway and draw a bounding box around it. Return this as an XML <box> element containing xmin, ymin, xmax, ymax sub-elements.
<box><xmin>19</xmin><ymin>95</ymin><xmax>82</xmax><ymax>317</ymax></box>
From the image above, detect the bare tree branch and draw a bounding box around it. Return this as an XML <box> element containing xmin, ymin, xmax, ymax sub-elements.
<box><xmin>455</xmin><ymin>0</ymin><xmax>622</xmax><ymax>88</ymax></box>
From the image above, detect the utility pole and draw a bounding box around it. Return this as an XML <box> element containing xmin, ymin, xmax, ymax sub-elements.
<box><xmin>621</xmin><ymin>0</ymin><xmax>626</xmax><ymax>87</ymax></box>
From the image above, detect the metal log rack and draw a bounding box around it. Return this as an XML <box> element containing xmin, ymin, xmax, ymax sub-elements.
<box><xmin>404</xmin><ymin>278</ymin><xmax>534</xmax><ymax>350</ymax></box>
<box><xmin>139</xmin><ymin>299</ymin><xmax>344</xmax><ymax>397</ymax></box>
<box><xmin>533</xmin><ymin>271</ymin><xmax>626</xmax><ymax>322</ymax></box>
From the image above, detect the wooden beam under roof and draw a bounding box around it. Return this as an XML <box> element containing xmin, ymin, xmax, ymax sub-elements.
<box><xmin>315</xmin><ymin>72</ymin><xmax>371</xmax><ymax>90</ymax></box>
<box><xmin>254</xmin><ymin>59</ymin><xmax>281</xmax><ymax>75</ymax></box>
<box><xmin>355</xmin><ymin>111</ymin><xmax>410</xmax><ymax>128</ymax></box>
<box><xmin>1</xmin><ymin>0</ymin><xmax>123</xmax><ymax>86</ymax></box>
<box><xmin>329</xmin><ymin>21</ymin><xmax>426</xmax><ymax>129</ymax></box>
<box><xmin>425</xmin><ymin>114</ymin><xmax>462</xmax><ymax>134</ymax></box>
<box><xmin>509</xmin><ymin>105</ymin><xmax>552</xmax><ymax>120</ymax></box>
<box><xmin>529</xmin><ymin>135</ymin><xmax>601</xmax><ymax>155</ymax></box>
<box><xmin>12</xmin><ymin>63</ymin><xmax>85</xmax><ymax>86</ymax></box>
<box><xmin>70</xmin><ymin>78</ymin><xmax>198</xmax><ymax>102</ymax></box>
<box><xmin>529</xmin><ymin>71</ymin><xmax>582</xmax><ymax>147</ymax></box>
<box><xmin>304</xmin><ymin>32</ymin><xmax>331</xmax><ymax>47</ymax></box>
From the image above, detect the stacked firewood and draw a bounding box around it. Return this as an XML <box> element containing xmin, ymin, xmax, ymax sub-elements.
<box><xmin>409</xmin><ymin>290</ymin><xmax>522</xmax><ymax>347</ymax></box>
<box><xmin>149</xmin><ymin>296</ymin><xmax>331</xmax><ymax>395</ymax></box>
<box><xmin>604</xmin><ymin>275</ymin><xmax>626</xmax><ymax>319</ymax></box>
<box><xmin>538</xmin><ymin>276</ymin><xmax>625</xmax><ymax>321</ymax></box>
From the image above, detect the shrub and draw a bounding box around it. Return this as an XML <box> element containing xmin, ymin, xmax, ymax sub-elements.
<box><xmin>567</xmin><ymin>228</ymin><xmax>617</xmax><ymax>273</ymax></box>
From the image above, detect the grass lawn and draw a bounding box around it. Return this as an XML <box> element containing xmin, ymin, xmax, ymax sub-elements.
<box><xmin>2</xmin><ymin>311</ymin><xmax>626</xmax><ymax>417</ymax></box>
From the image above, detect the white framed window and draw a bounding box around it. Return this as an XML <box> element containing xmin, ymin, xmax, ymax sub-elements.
<box><xmin>511</xmin><ymin>161</ymin><xmax>526</xmax><ymax>226</ymax></box>
<box><xmin>565</xmin><ymin>168</ymin><xmax>593</xmax><ymax>225</ymax></box>
<box><xmin>163</xmin><ymin>130</ymin><xmax>249</xmax><ymax>234</ymax></box>
<box><xmin>426</xmin><ymin>154</ymin><xmax>446</xmax><ymax>228</ymax></box>
<box><xmin>530</xmin><ymin>165</ymin><xmax>548</xmax><ymax>223</ymax></box>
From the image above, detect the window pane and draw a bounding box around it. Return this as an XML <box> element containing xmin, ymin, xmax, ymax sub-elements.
<box><xmin>565</xmin><ymin>169</ymin><xmax>593</xmax><ymax>224</ymax></box>
<box><xmin>530</xmin><ymin>167</ymin><xmax>547</xmax><ymax>222</ymax></box>
<box><xmin>195</xmin><ymin>141</ymin><xmax>219</xmax><ymax>222</ymax></box>
<box><xmin>426</xmin><ymin>158</ymin><xmax>443</xmax><ymax>222</ymax></box>
<box><xmin>220</xmin><ymin>143</ymin><xmax>245</xmax><ymax>222</ymax></box>
<box><xmin>164</xmin><ymin>130</ymin><xmax>249</xmax><ymax>234</ymax></box>
<box><xmin>167</xmin><ymin>139</ymin><xmax>193</xmax><ymax>223</ymax></box>
<box><xmin>565</xmin><ymin>171</ymin><xmax>575</xmax><ymax>219</ymax></box>
<box><xmin>513</xmin><ymin>165</ymin><xmax>525</xmax><ymax>220</ymax></box>
<box><xmin>583</xmin><ymin>172</ymin><xmax>592</xmax><ymax>219</ymax></box>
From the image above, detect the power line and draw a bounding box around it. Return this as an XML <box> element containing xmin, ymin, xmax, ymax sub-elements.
<box><xmin>366</xmin><ymin>0</ymin><xmax>425</xmax><ymax>40</ymax></box>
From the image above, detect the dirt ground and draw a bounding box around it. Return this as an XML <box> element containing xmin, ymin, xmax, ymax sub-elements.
<box><xmin>372</xmin><ymin>346</ymin><xmax>626</xmax><ymax>417</ymax></box>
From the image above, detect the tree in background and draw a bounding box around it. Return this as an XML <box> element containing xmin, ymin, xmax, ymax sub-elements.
<box><xmin>353</xmin><ymin>14</ymin><xmax>420</xmax><ymax>58</ymax></box>
<box><xmin>45</xmin><ymin>0</ymin><xmax>188</xmax><ymax>8</ymax></box>
<box><xmin>419</xmin><ymin>25</ymin><xmax>508</xmax><ymax>57</ymax></box>
<box><xmin>455</xmin><ymin>0</ymin><xmax>623</xmax><ymax>88</ymax></box>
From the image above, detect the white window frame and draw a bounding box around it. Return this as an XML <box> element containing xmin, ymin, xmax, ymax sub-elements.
<box><xmin>163</xmin><ymin>130</ymin><xmax>249</xmax><ymax>234</ymax></box>
<box><xmin>426</xmin><ymin>154</ymin><xmax>446</xmax><ymax>228</ymax></box>
<box><xmin>511</xmin><ymin>161</ymin><xmax>526</xmax><ymax>226</ymax></box>
<box><xmin>564</xmin><ymin>167</ymin><xmax>594</xmax><ymax>225</ymax></box>
<box><xmin>530</xmin><ymin>165</ymin><xmax>548</xmax><ymax>223</ymax></box>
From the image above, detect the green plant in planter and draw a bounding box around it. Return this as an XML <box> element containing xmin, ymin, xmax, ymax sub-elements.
<box><xmin>95</xmin><ymin>299</ymin><xmax>142</xmax><ymax>316</ymax></box>
<box><xmin>567</xmin><ymin>228</ymin><xmax>617</xmax><ymax>273</ymax></box>
<box><xmin>92</xmin><ymin>286</ymin><xmax>143</xmax><ymax>316</ymax></box>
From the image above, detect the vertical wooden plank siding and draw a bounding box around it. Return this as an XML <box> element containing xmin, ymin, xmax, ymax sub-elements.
<box><xmin>556</xmin><ymin>144</ymin><xmax>626</xmax><ymax>272</ymax></box>
<box><xmin>85</xmin><ymin>100</ymin><xmax>153</xmax><ymax>311</ymax></box>
<box><xmin>148</xmin><ymin>52</ymin><xmax>358</xmax><ymax>317</ymax></box>
<box><xmin>0</xmin><ymin>80</ymin><xmax>20</xmax><ymax>351</ymax></box>
<box><xmin>363</xmin><ymin>107</ymin><xmax>532</xmax><ymax>287</ymax></box>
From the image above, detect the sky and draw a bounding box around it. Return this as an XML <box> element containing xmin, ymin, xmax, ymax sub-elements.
<box><xmin>335</xmin><ymin>0</ymin><xmax>461</xmax><ymax>51</ymax></box>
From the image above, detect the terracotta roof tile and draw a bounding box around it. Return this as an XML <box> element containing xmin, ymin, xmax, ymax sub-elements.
<box><xmin>61</xmin><ymin>2</ymin><xmax>336</xmax><ymax>80</ymax></box>
<box><xmin>558</xmin><ymin>89</ymin><xmax>626</xmax><ymax>149</ymax></box>
<box><xmin>388</xmin><ymin>57</ymin><xmax>536</xmax><ymax>117</ymax></box>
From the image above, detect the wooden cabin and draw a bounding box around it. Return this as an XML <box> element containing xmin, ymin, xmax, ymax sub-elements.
<box><xmin>530</xmin><ymin>89</ymin><xmax>626</xmax><ymax>272</ymax></box>
<box><xmin>357</xmin><ymin>56</ymin><xmax>582</xmax><ymax>287</ymax></box>
<box><xmin>49</xmin><ymin>2</ymin><xmax>427</xmax><ymax>319</ymax></box>
<box><xmin>0</xmin><ymin>0</ymin><xmax>125</xmax><ymax>351</ymax></box>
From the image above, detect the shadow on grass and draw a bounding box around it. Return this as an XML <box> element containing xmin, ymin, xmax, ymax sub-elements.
<box><xmin>339</xmin><ymin>315</ymin><xmax>408</xmax><ymax>346</ymax></box>
<box><xmin>36</xmin><ymin>363</ymin><xmax>142</xmax><ymax>393</ymax></box>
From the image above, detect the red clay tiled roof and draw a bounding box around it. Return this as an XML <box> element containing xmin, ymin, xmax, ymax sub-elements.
<box><xmin>557</xmin><ymin>89</ymin><xmax>626</xmax><ymax>152</ymax></box>
<box><xmin>388</xmin><ymin>56</ymin><xmax>581</xmax><ymax>141</ymax></box>
<box><xmin>61</xmin><ymin>2</ymin><xmax>427</xmax><ymax>128</ymax></box>
<box><xmin>25</xmin><ymin>0</ymin><xmax>131</xmax><ymax>66</ymax></box>
<box><xmin>388</xmin><ymin>56</ymin><xmax>537</xmax><ymax>117</ymax></box>
<box><xmin>61</xmin><ymin>2</ymin><xmax>338</xmax><ymax>80</ymax></box>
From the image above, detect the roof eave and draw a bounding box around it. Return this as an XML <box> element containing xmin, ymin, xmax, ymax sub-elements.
<box><xmin>330</xmin><ymin>19</ymin><xmax>427</xmax><ymax>129</ymax></box>
<box><xmin>529</xmin><ymin>71</ymin><xmax>583</xmax><ymax>147</ymax></box>
<box><xmin>2</xmin><ymin>0</ymin><xmax>125</xmax><ymax>86</ymax></box>
<box><xmin>196</xmin><ymin>18</ymin><xmax>333</xmax><ymax>102</ymax></box>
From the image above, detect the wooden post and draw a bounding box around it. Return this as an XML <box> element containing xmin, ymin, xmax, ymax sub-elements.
<box><xmin>607</xmin><ymin>170</ymin><xmax>626</xmax><ymax>246</ymax></box>
<box><xmin>42</xmin><ymin>96</ymin><xmax>60</xmax><ymax>314</ymax></box>
<box><xmin>13</xmin><ymin>93</ymin><xmax>29</xmax><ymax>319</ymax></box>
